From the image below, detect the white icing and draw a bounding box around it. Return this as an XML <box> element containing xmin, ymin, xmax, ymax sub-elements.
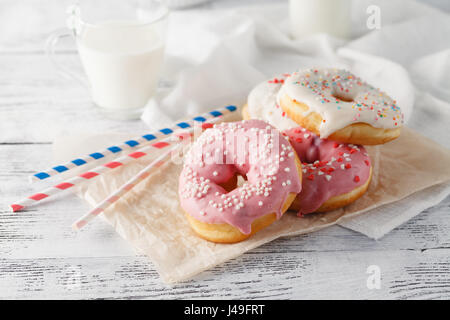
<box><xmin>277</xmin><ymin>68</ymin><xmax>404</xmax><ymax>138</ymax></box>
<box><xmin>247</xmin><ymin>75</ymin><xmax>298</xmax><ymax>131</ymax></box>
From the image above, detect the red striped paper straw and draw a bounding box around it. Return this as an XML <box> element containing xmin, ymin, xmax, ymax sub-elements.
<box><xmin>10</xmin><ymin>120</ymin><xmax>217</xmax><ymax>213</ymax></box>
<box><xmin>72</xmin><ymin>144</ymin><xmax>182</xmax><ymax>230</ymax></box>
<box><xmin>30</xmin><ymin>105</ymin><xmax>237</xmax><ymax>182</ymax></box>
<box><xmin>10</xmin><ymin>140</ymin><xmax>174</xmax><ymax>212</ymax></box>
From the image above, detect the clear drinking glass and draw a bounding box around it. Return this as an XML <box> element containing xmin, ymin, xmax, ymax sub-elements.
<box><xmin>289</xmin><ymin>0</ymin><xmax>352</xmax><ymax>39</ymax></box>
<box><xmin>47</xmin><ymin>0</ymin><xmax>169</xmax><ymax>120</ymax></box>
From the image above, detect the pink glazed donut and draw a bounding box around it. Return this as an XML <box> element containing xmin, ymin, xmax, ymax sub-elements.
<box><xmin>179</xmin><ymin>119</ymin><xmax>302</xmax><ymax>243</ymax></box>
<box><xmin>283</xmin><ymin>126</ymin><xmax>372</xmax><ymax>214</ymax></box>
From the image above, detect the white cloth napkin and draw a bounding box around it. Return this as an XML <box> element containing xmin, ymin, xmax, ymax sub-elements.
<box><xmin>140</xmin><ymin>0</ymin><xmax>450</xmax><ymax>239</ymax></box>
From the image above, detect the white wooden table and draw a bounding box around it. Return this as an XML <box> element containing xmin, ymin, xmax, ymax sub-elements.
<box><xmin>1</xmin><ymin>0</ymin><xmax>449</xmax><ymax>300</ymax></box>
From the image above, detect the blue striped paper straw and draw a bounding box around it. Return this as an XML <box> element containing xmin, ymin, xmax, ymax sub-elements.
<box><xmin>31</xmin><ymin>105</ymin><xmax>237</xmax><ymax>181</ymax></box>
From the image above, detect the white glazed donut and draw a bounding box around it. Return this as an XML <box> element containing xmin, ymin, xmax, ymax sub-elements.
<box><xmin>246</xmin><ymin>74</ymin><xmax>298</xmax><ymax>131</ymax></box>
<box><xmin>277</xmin><ymin>68</ymin><xmax>404</xmax><ymax>145</ymax></box>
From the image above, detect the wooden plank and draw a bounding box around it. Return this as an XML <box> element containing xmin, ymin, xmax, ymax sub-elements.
<box><xmin>0</xmin><ymin>142</ymin><xmax>137</xmax><ymax>260</ymax></box>
<box><xmin>0</xmin><ymin>248</ymin><xmax>449</xmax><ymax>299</ymax></box>
<box><xmin>0</xmin><ymin>0</ymin><xmax>76</xmax><ymax>53</ymax></box>
<box><xmin>0</xmin><ymin>54</ymin><xmax>149</xmax><ymax>143</ymax></box>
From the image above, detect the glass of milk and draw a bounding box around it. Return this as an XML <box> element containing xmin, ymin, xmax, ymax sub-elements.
<box><xmin>289</xmin><ymin>0</ymin><xmax>352</xmax><ymax>39</ymax></box>
<box><xmin>47</xmin><ymin>0</ymin><xmax>169</xmax><ymax>120</ymax></box>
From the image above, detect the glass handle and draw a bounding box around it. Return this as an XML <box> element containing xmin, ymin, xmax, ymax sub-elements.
<box><xmin>46</xmin><ymin>28</ymin><xmax>88</xmax><ymax>88</ymax></box>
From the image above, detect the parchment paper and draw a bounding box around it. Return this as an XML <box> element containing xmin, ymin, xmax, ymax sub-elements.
<box><xmin>60</xmin><ymin>114</ymin><xmax>450</xmax><ymax>283</ymax></box>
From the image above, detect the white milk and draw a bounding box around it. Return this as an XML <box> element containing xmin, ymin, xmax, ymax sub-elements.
<box><xmin>289</xmin><ymin>0</ymin><xmax>351</xmax><ymax>39</ymax></box>
<box><xmin>77</xmin><ymin>20</ymin><xmax>165</xmax><ymax>110</ymax></box>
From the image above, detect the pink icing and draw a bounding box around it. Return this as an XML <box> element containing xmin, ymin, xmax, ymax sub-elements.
<box><xmin>179</xmin><ymin>119</ymin><xmax>302</xmax><ymax>235</ymax></box>
<box><xmin>283</xmin><ymin>126</ymin><xmax>371</xmax><ymax>215</ymax></box>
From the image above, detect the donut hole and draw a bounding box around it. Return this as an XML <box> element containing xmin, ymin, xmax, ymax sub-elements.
<box><xmin>219</xmin><ymin>174</ymin><xmax>247</xmax><ymax>193</ymax></box>
<box><xmin>237</xmin><ymin>174</ymin><xmax>248</xmax><ymax>186</ymax></box>
<box><xmin>297</xmin><ymin>144</ymin><xmax>321</xmax><ymax>164</ymax></box>
<box><xmin>331</xmin><ymin>89</ymin><xmax>355</xmax><ymax>103</ymax></box>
